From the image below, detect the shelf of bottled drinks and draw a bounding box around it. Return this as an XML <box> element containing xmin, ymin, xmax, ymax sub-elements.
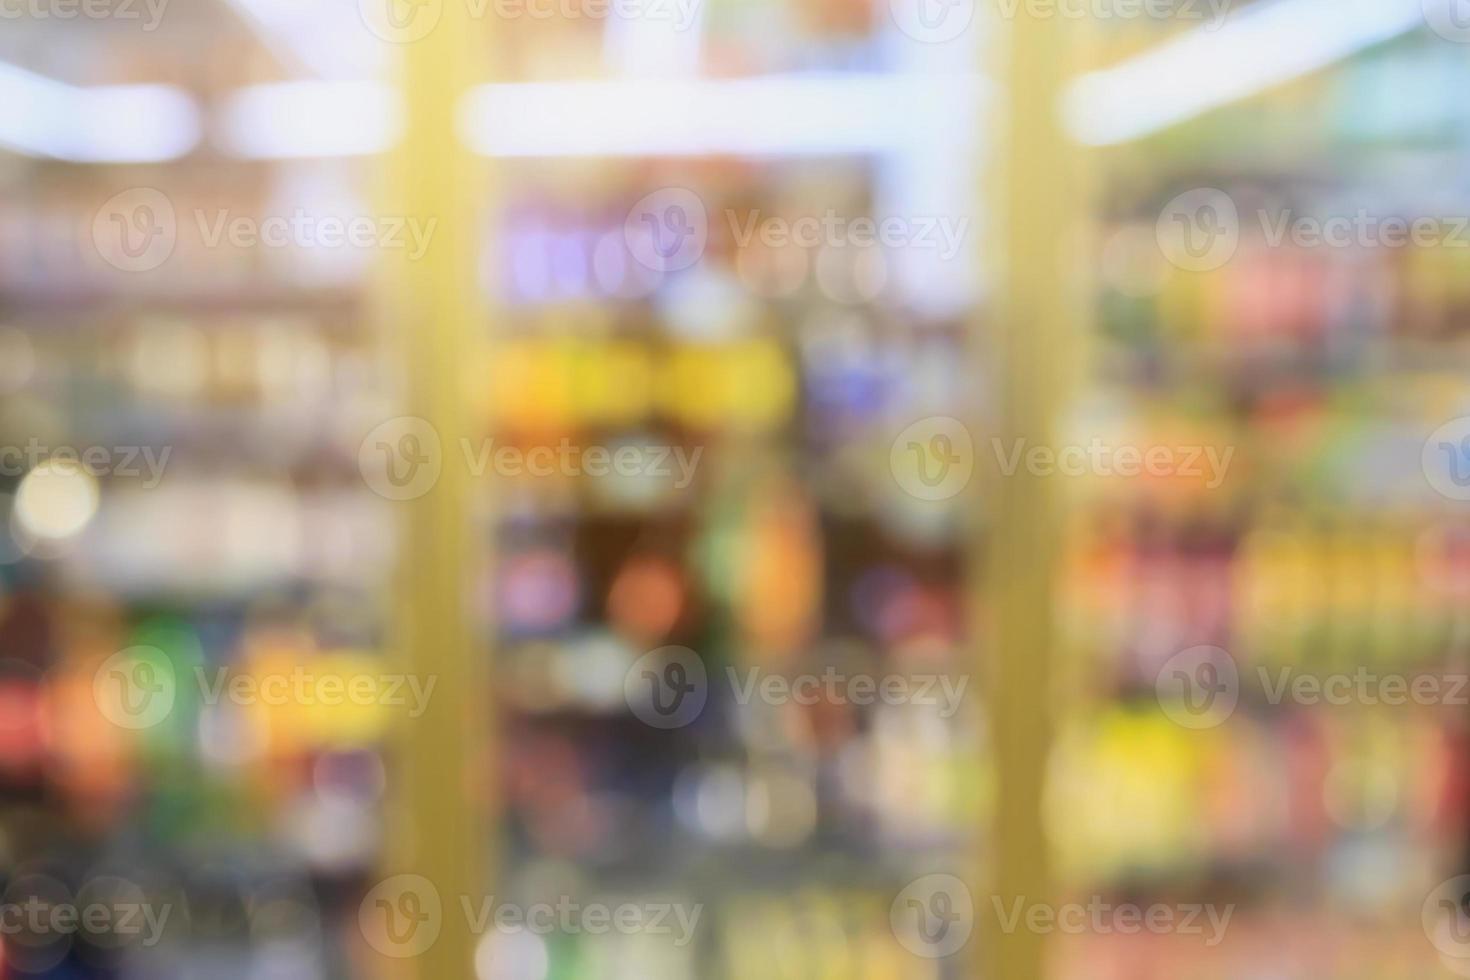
<box><xmin>2</xmin><ymin>2</ymin><xmax>1470</xmax><ymax>979</ymax></box>
<box><xmin>1056</xmin><ymin>15</ymin><xmax>1470</xmax><ymax>980</ymax></box>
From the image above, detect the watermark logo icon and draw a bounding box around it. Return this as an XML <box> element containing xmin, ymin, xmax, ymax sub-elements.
<box><xmin>1156</xmin><ymin>188</ymin><xmax>1239</xmax><ymax>272</ymax></box>
<box><xmin>624</xmin><ymin>645</ymin><xmax>707</xmax><ymax>729</ymax></box>
<box><xmin>1424</xmin><ymin>417</ymin><xmax>1470</xmax><ymax>501</ymax></box>
<box><xmin>360</xmin><ymin>875</ymin><xmax>442</xmax><ymax>959</ymax></box>
<box><xmin>1155</xmin><ymin>645</ymin><xmax>1239</xmax><ymax>729</ymax></box>
<box><xmin>624</xmin><ymin>188</ymin><xmax>708</xmax><ymax>273</ymax></box>
<box><xmin>1425</xmin><ymin>876</ymin><xmax>1470</xmax><ymax>976</ymax></box>
<box><xmin>890</xmin><ymin>416</ymin><xmax>975</xmax><ymax>501</ymax></box>
<box><xmin>358</xmin><ymin>0</ymin><xmax>443</xmax><ymax>41</ymax></box>
<box><xmin>889</xmin><ymin>0</ymin><xmax>974</xmax><ymax>42</ymax></box>
<box><xmin>890</xmin><ymin>874</ymin><xmax>974</xmax><ymax>958</ymax></box>
<box><xmin>1425</xmin><ymin>0</ymin><xmax>1470</xmax><ymax>42</ymax></box>
<box><xmin>93</xmin><ymin>646</ymin><xmax>176</xmax><ymax>730</ymax></box>
<box><xmin>359</xmin><ymin>417</ymin><xmax>443</xmax><ymax>501</ymax></box>
<box><xmin>92</xmin><ymin>188</ymin><xmax>176</xmax><ymax>273</ymax></box>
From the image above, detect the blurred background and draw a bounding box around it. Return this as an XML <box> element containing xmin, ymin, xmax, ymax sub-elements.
<box><xmin>2</xmin><ymin>0</ymin><xmax>1470</xmax><ymax>977</ymax></box>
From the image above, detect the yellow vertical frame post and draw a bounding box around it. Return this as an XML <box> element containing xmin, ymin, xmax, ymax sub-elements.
<box><xmin>983</xmin><ymin>2</ymin><xmax>1084</xmax><ymax>980</ymax></box>
<box><xmin>380</xmin><ymin>3</ymin><xmax>489</xmax><ymax>979</ymax></box>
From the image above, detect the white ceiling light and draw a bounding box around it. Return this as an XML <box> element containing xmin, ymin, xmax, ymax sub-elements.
<box><xmin>1064</xmin><ymin>0</ymin><xmax>1426</xmax><ymax>145</ymax></box>
<box><xmin>459</xmin><ymin>73</ymin><xmax>986</xmax><ymax>157</ymax></box>
<box><xmin>217</xmin><ymin>73</ymin><xmax>985</xmax><ymax>160</ymax></box>
<box><xmin>0</xmin><ymin>62</ymin><xmax>199</xmax><ymax>162</ymax></box>
<box><xmin>216</xmin><ymin>80</ymin><xmax>400</xmax><ymax>159</ymax></box>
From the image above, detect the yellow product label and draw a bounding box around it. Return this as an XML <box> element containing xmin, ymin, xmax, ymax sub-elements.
<box><xmin>725</xmin><ymin>339</ymin><xmax>797</xmax><ymax>431</ymax></box>
<box><xmin>239</xmin><ymin>650</ymin><xmax>398</xmax><ymax>749</ymax></box>
<box><xmin>663</xmin><ymin>346</ymin><xmax>726</xmax><ymax>429</ymax></box>
<box><xmin>576</xmin><ymin>339</ymin><xmax>653</xmax><ymax>426</ymax></box>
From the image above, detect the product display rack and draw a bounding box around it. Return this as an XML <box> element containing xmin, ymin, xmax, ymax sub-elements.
<box><xmin>3</xmin><ymin>4</ymin><xmax>1462</xmax><ymax>980</ymax></box>
<box><xmin>0</xmin><ymin>12</ymin><xmax>402</xmax><ymax>980</ymax></box>
<box><xmin>1059</xmin><ymin>15</ymin><xmax>1470</xmax><ymax>979</ymax></box>
<box><xmin>435</xmin><ymin>7</ymin><xmax>1003</xmax><ymax>979</ymax></box>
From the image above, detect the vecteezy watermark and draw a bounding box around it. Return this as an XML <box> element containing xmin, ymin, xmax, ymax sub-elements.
<box><xmin>890</xmin><ymin>416</ymin><xmax>975</xmax><ymax>502</ymax></box>
<box><xmin>1425</xmin><ymin>875</ymin><xmax>1470</xmax><ymax>977</ymax></box>
<box><xmin>1157</xmin><ymin>187</ymin><xmax>1470</xmax><ymax>272</ymax></box>
<box><xmin>891</xmin><ymin>875</ymin><xmax>974</xmax><ymax>959</ymax></box>
<box><xmin>459</xmin><ymin>438</ymin><xmax>700</xmax><ymax>489</ymax></box>
<box><xmin>1424</xmin><ymin>0</ymin><xmax>1470</xmax><ymax>44</ymax></box>
<box><xmin>358</xmin><ymin>0</ymin><xmax>702</xmax><ymax>42</ymax></box>
<box><xmin>191</xmin><ymin>210</ymin><xmax>437</xmax><ymax>259</ymax></box>
<box><xmin>0</xmin><ymin>873</ymin><xmax>173</xmax><ymax>972</ymax></box>
<box><xmin>996</xmin><ymin>0</ymin><xmax>1230</xmax><ymax>28</ymax></box>
<box><xmin>358</xmin><ymin>417</ymin><xmax>704</xmax><ymax>502</ymax></box>
<box><xmin>889</xmin><ymin>875</ymin><xmax>1233</xmax><ymax>961</ymax></box>
<box><xmin>193</xmin><ymin>665</ymin><xmax>437</xmax><ymax>718</ymax></box>
<box><xmin>358</xmin><ymin>875</ymin><xmax>702</xmax><ymax>959</ymax></box>
<box><xmin>888</xmin><ymin>0</ymin><xmax>975</xmax><ymax>43</ymax></box>
<box><xmin>0</xmin><ymin>0</ymin><xmax>168</xmax><ymax>28</ymax></box>
<box><xmin>624</xmin><ymin>646</ymin><xmax>708</xmax><ymax>729</ymax></box>
<box><xmin>623</xmin><ymin>190</ymin><xmax>969</xmax><ymax>273</ymax></box>
<box><xmin>359</xmin><ymin>417</ymin><xmax>442</xmax><ymax>501</ymax></box>
<box><xmin>0</xmin><ymin>441</ymin><xmax>170</xmax><ymax>488</ymax></box>
<box><xmin>92</xmin><ymin>647</ymin><xmax>438</xmax><ymax>730</ymax></box>
<box><xmin>728</xmin><ymin>666</ymin><xmax>970</xmax><ymax>719</ymax></box>
<box><xmin>623</xmin><ymin>188</ymin><xmax>709</xmax><ymax>273</ymax></box>
<box><xmin>1255</xmin><ymin>667</ymin><xmax>1470</xmax><ymax>708</ymax></box>
<box><xmin>1156</xmin><ymin>188</ymin><xmax>1239</xmax><ymax>272</ymax></box>
<box><xmin>92</xmin><ymin>188</ymin><xmax>176</xmax><ymax>273</ymax></box>
<box><xmin>1155</xmin><ymin>645</ymin><xmax>1243</xmax><ymax>730</ymax></box>
<box><xmin>92</xmin><ymin>647</ymin><xmax>177</xmax><ymax>730</ymax></box>
<box><xmin>1424</xmin><ymin>416</ymin><xmax>1470</xmax><ymax>501</ymax></box>
<box><xmin>1156</xmin><ymin>645</ymin><xmax>1470</xmax><ymax>729</ymax></box>
<box><xmin>725</xmin><ymin>210</ymin><xmax>970</xmax><ymax>262</ymax></box>
<box><xmin>891</xmin><ymin>423</ymin><xmax>1233</xmax><ymax>500</ymax></box>
<box><xmin>622</xmin><ymin>647</ymin><xmax>966</xmax><ymax>729</ymax></box>
<box><xmin>1255</xmin><ymin>211</ymin><xmax>1470</xmax><ymax>251</ymax></box>
<box><xmin>989</xmin><ymin>895</ymin><xmax>1234</xmax><ymax>946</ymax></box>
<box><xmin>993</xmin><ymin>437</ymin><xmax>1235</xmax><ymax>489</ymax></box>
<box><xmin>91</xmin><ymin>189</ymin><xmax>438</xmax><ymax>273</ymax></box>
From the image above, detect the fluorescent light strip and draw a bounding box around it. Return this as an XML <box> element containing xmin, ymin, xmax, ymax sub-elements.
<box><xmin>219</xmin><ymin>74</ymin><xmax>985</xmax><ymax>159</ymax></box>
<box><xmin>459</xmin><ymin>74</ymin><xmax>985</xmax><ymax>157</ymax></box>
<box><xmin>0</xmin><ymin>63</ymin><xmax>199</xmax><ymax>162</ymax></box>
<box><xmin>217</xmin><ymin>81</ymin><xmax>401</xmax><ymax>159</ymax></box>
<box><xmin>1064</xmin><ymin>0</ymin><xmax>1425</xmax><ymax>145</ymax></box>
